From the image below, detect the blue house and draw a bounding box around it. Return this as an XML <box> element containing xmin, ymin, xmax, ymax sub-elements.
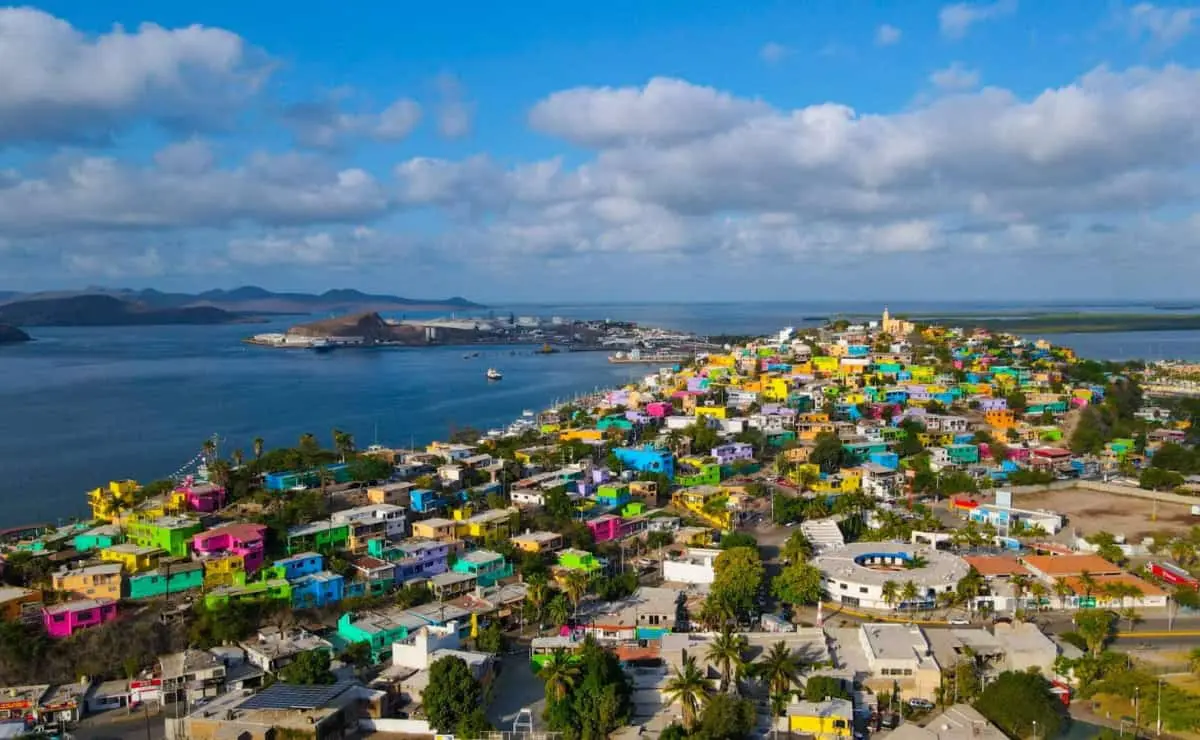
<box><xmin>291</xmin><ymin>571</ymin><xmax>345</xmax><ymax>609</ymax></box>
<box><xmin>264</xmin><ymin>464</ymin><xmax>350</xmax><ymax>492</ymax></box>
<box><xmin>274</xmin><ymin>552</ymin><xmax>325</xmax><ymax>581</ymax></box>
<box><xmin>410</xmin><ymin>489</ymin><xmax>444</xmax><ymax>513</ymax></box>
<box><xmin>614</xmin><ymin>445</ymin><xmax>675</xmax><ymax>481</ymax></box>
<box><xmin>868</xmin><ymin>452</ymin><xmax>899</xmax><ymax>470</ymax></box>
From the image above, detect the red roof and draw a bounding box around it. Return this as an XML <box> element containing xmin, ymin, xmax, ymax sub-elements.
<box><xmin>1033</xmin><ymin>447</ymin><xmax>1072</xmax><ymax>458</ymax></box>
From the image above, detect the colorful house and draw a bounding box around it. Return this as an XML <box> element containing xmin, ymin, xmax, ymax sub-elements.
<box><xmin>126</xmin><ymin>516</ymin><xmax>203</xmax><ymax>559</ymax></box>
<box><xmin>0</xmin><ymin>586</ymin><xmax>42</xmax><ymax>622</ymax></box>
<box><xmin>457</xmin><ymin>508</ymin><xmax>519</xmax><ymax>541</ymax></box>
<box><xmin>203</xmin><ymin>579</ymin><xmax>292</xmax><ymax>610</ymax></box>
<box><xmin>451</xmin><ymin>549</ymin><xmax>513</xmax><ymax>587</ymax></box>
<box><xmin>286</xmin><ymin>520</ymin><xmax>351</xmax><ymax>554</ymax></box>
<box><xmin>273</xmin><ymin>552</ymin><xmax>325</xmax><ymax>581</ymax></box>
<box><xmin>99</xmin><ymin>543</ymin><xmax>163</xmax><ymax>574</ymax></box>
<box><xmin>330</xmin><ymin>503</ymin><xmax>408</xmax><ymax>552</ymax></box>
<box><xmin>586</xmin><ymin>514</ymin><xmax>622</xmax><ymax>543</ymax></box>
<box><xmin>385</xmin><ymin>540</ymin><xmax>452</xmax><ymax>584</ymax></box>
<box><xmin>784</xmin><ymin>698</ymin><xmax>853</xmax><ymax>739</ymax></box>
<box><xmin>263</xmin><ymin>464</ymin><xmax>350</xmax><ymax>492</ymax></box>
<box><xmin>676</xmin><ymin>458</ymin><xmax>722</xmax><ymax>487</ymax></box>
<box><xmin>193</xmin><ymin>523</ymin><xmax>268</xmax><ymax>575</ymax></box>
<box><xmin>171</xmin><ymin>478</ymin><xmax>227</xmax><ymax>513</ymax></box>
<box><xmin>87</xmin><ymin>480</ymin><xmax>140</xmax><ymax>522</ymax></box>
<box><xmin>411</xmin><ymin>517</ymin><xmax>459</xmax><ymax>542</ymax></box>
<box><xmin>510</xmin><ymin>531</ymin><xmax>565</xmax><ymax>553</ymax></box>
<box><xmin>336</xmin><ymin>608</ymin><xmax>421</xmax><ymax>662</ymax></box>
<box><xmin>409</xmin><ymin>489</ymin><xmax>445</xmax><ymax>514</ymax></box>
<box><xmin>557</xmin><ymin>548</ymin><xmax>603</xmax><ymax>573</ymax></box>
<box><xmin>290</xmin><ymin>570</ymin><xmax>345</xmax><ymax>609</ymax></box>
<box><xmin>52</xmin><ymin>563</ymin><xmax>123</xmax><ymax>601</ymax></box>
<box><xmin>671</xmin><ymin>486</ymin><xmax>732</xmax><ymax>529</ymax></box>
<box><xmin>594</xmin><ymin>483</ymin><xmax>632</xmax><ymax>509</ymax></box>
<box><xmin>712</xmin><ymin>443</ymin><xmax>754</xmax><ymax>465</ymax></box>
<box><xmin>614</xmin><ymin>445</ymin><xmax>675</xmax><ymax>480</ymax></box>
<box><xmin>42</xmin><ymin>598</ymin><xmax>117</xmax><ymax>639</ymax></box>
<box><xmin>128</xmin><ymin>561</ymin><xmax>205</xmax><ymax>600</ymax></box>
<box><xmin>72</xmin><ymin>524</ymin><xmax>123</xmax><ymax>553</ymax></box>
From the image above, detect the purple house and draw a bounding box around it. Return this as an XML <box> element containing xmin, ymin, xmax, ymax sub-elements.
<box><xmin>625</xmin><ymin>410</ymin><xmax>652</xmax><ymax>424</ymax></box>
<box><xmin>712</xmin><ymin>443</ymin><xmax>754</xmax><ymax>465</ymax></box>
<box><xmin>976</xmin><ymin>397</ymin><xmax>1007</xmax><ymax>411</ymax></box>
<box><xmin>606</xmin><ymin>390</ymin><xmax>631</xmax><ymax>406</ymax></box>
<box><xmin>43</xmin><ymin>598</ymin><xmax>117</xmax><ymax>639</ymax></box>
<box><xmin>393</xmin><ymin>540</ymin><xmax>451</xmax><ymax>583</ymax></box>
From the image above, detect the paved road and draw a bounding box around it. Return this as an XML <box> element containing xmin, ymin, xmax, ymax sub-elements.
<box><xmin>487</xmin><ymin>651</ymin><xmax>546</xmax><ymax>732</ymax></box>
<box><xmin>73</xmin><ymin>713</ymin><xmax>165</xmax><ymax>740</ymax></box>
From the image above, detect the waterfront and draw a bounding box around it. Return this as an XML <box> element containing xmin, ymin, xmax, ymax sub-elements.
<box><xmin>5</xmin><ymin>304</ymin><xmax>1200</xmax><ymax>525</ymax></box>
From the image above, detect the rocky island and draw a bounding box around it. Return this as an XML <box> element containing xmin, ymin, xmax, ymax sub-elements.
<box><xmin>0</xmin><ymin>324</ymin><xmax>31</xmax><ymax>344</ymax></box>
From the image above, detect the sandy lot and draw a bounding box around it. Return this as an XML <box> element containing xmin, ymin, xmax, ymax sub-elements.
<box><xmin>1013</xmin><ymin>488</ymin><xmax>1196</xmax><ymax>540</ymax></box>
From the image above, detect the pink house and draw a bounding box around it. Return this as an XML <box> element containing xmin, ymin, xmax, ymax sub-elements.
<box><xmin>586</xmin><ymin>514</ymin><xmax>621</xmax><ymax>543</ymax></box>
<box><xmin>645</xmin><ymin>401</ymin><xmax>672</xmax><ymax>418</ymax></box>
<box><xmin>192</xmin><ymin>522</ymin><xmax>268</xmax><ymax>574</ymax></box>
<box><xmin>1008</xmin><ymin>447</ymin><xmax>1031</xmax><ymax>461</ymax></box>
<box><xmin>43</xmin><ymin>598</ymin><xmax>117</xmax><ymax>638</ymax></box>
<box><xmin>176</xmin><ymin>478</ymin><xmax>227</xmax><ymax>513</ymax></box>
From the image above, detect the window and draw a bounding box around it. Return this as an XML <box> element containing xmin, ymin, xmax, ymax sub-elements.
<box><xmin>859</xmin><ymin>587</ymin><xmax>868</xmax><ymax>594</ymax></box>
<box><xmin>840</xmin><ymin>583</ymin><xmax>847</xmax><ymax>590</ymax></box>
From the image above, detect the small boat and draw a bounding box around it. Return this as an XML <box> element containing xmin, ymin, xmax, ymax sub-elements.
<box><xmin>486</xmin><ymin>368</ymin><xmax>503</xmax><ymax>380</ymax></box>
<box><xmin>309</xmin><ymin>338</ymin><xmax>335</xmax><ymax>353</ymax></box>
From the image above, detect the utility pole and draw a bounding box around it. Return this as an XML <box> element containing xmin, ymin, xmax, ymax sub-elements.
<box><xmin>1156</xmin><ymin>678</ymin><xmax>1162</xmax><ymax>737</ymax></box>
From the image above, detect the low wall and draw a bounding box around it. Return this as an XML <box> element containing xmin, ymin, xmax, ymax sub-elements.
<box><xmin>1010</xmin><ymin>480</ymin><xmax>1200</xmax><ymax>507</ymax></box>
<box><xmin>360</xmin><ymin>717</ymin><xmax>435</xmax><ymax>735</ymax></box>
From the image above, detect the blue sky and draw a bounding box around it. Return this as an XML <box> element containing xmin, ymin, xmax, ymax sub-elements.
<box><xmin>1</xmin><ymin>0</ymin><xmax>1198</xmax><ymax>302</ymax></box>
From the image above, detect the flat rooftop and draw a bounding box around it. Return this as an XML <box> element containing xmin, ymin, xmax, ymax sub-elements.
<box><xmin>815</xmin><ymin>542</ymin><xmax>969</xmax><ymax>588</ymax></box>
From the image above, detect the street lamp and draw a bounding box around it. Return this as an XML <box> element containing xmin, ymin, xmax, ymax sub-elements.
<box><xmin>1032</xmin><ymin>720</ymin><xmax>1038</xmax><ymax>740</ymax></box>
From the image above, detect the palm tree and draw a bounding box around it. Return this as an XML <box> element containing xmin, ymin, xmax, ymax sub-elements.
<box><xmin>881</xmin><ymin>580</ymin><xmax>901</xmax><ymax>610</ymax></box>
<box><xmin>706</xmin><ymin>628</ymin><xmax>749</xmax><ymax>693</ymax></box>
<box><xmin>562</xmin><ymin>571</ymin><xmax>589</xmax><ymax>618</ymax></box>
<box><xmin>525</xmin><ymin>580</ymin><xmax>549</xmax><ymax>634</ymax></box>
<box><xmin>900</xmin><ymin>580</ymin><xmax>920</xmax><ymax>614</ymax></box>
<box><xmin>664</xmin><ymin>652</ymin><xmax>710</xmax><ymax>730</ymax></box>
<box><xmin>756</xmin><ymin>641</ymin><xmax>801</xmax><ymax>699</ymax></box>
<box><xmin>1010</xmin><ymin>574</ymin><xmax>1032</xmax><ymax>610</ymax></box>
<box><xmin>208</xmin><ymin>460</ymin><xmax>232</xmax><ymax>489</ymax></box>
<box><xmin>547</xmin><ymin>594</ymin><xmax>570</xmax><ymax>629</ymax></box>
<box><xmin>1028</xmin><ymin>582</ymin><xmax>1049</xmax><ymax>612</ymax></box>
<box><xmin>202</xmin><ymin>437</ymin><xmax>217</xmax><ymax>463</ymax></box>
<box><xmin>1169</xmin><ymin>539</ymin><xmax>1197</xmax><ymax>567</ymax></box>
<box><xmin>783</xmin><ymin>531</ymin><xmax>815</xmax><ymax>564</ymax></box>
<box><xmin>1078</xmin><ymin>570</ymin><xmax>1098</xmax><ymax>603</ymax></box>
<box><xmin>538</xmin><ymin>648</ymin><xmax>580</xmax><ymax>702</ymax></box>
<box><xmin>253</xmin><ymin>437</ymin><xmax>265</xmax><ymax>462</ymax></box>
<box><xmin>1120</xmin><ymin>606</ymin><xmax>1141</xmax><ymax>633</ymax></box>
<box><xmin>1052</xmin><ymin>577</ymin><xmax>1075</xmax><ymax>610</ymax></box>
<box><xmin>332</xmin><ymin>429</ymin><xmax>355</xmax><ymax>462</ymax></box>
<box><xmin>956</xmin><ymin>569</ymin><xmax>984</xmax><ymax>612</ymax></box>
<box><xmin>232</xmin><ymin>449</ymin><xmax>245</xmax><ymax>468</ymax></box>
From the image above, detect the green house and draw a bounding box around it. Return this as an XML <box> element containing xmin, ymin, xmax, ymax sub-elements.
<box><xmin>597</xmin><ymin>415</ymin><xmax>634</xmax><ymax>432</ymax></box>
<box><xmin>945</xmin><ymin>444</ymin><xmax>980</xmax><ymax>465</ymax></box>
<box><xmin>73</xmin><ymin>524</ymin><xmax>123</xmax><ymax>553</ymax></box>
<box><xmin>126</xmin><ymin>516</ymin><xmax>203</xmax><ymax>559</ymax></box>
<box><xmin>337</xmin><ymin>608</ymin><xmax>422</xmax><ymax>662</ymax></box>
<box><xmin>129</xmin><ymin>561</ymin><xmax>205</xmax><ymax>600</ymax></box>
<box><xmin>676</xmin><ymin>460</ymin><xmax>721</xmax><ymax>487</ymax></box>
<box><xmin>451</xmin><ymin>549</ymin><xmax>513</xmax><ymax>587</ymax></box>
<box><xmin>557</xmin><ymin>548</ymin><xmax>602</xmax><ymax>573</ymax></box>
<box><xmin>287</xmin><ymin>520</ymin><xmax>351</xmax><ymax>554</ymax></box>
<box><xmin>203</xmin><ymin>578</ymin><xmax>292</xmax><ymax>610</ymax></box>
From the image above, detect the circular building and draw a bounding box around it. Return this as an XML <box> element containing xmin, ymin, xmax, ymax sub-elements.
<box><xmin>814</xmin><ymin>542</ymin><xmax>970</xmax><ymax>611</ymax></box>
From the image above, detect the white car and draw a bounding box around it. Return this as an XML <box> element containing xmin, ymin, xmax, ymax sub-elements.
<box><xmin>947</xmin><ymin>617</ymin><xmax>970</xmax><ymax>625</ymax></box>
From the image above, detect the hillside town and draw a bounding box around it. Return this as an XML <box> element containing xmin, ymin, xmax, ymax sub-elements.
<box><xmin>5</xmin><ymin>308</ymin><xmax>1200</xmax><ymax>739</ymax></box>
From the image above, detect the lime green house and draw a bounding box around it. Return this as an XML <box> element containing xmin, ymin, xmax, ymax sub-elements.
<box><xmin>557</xmin><ymin>548</ymin><xmax>603</xmax><ymax>573</ymax></box>
<box><xmin>126</xmin><ymin>516</ymin><xmax>203</xmax><ymax>558</ymax></box>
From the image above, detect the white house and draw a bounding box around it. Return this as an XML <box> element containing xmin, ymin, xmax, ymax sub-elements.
<box><xmin>662</xmin><ymin>548</ymin><xmax>720</xmax><ymax>585</ymax></box>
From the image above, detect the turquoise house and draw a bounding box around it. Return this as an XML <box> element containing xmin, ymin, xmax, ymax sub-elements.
<box><xmin>451</xmin><ymin>549</ymin><xmax>513</xmax><ymax>587</ymax></box>
<box><xmin>945</xmin><ymin>444</ymin><xmax>980</xmax><ymax>465</ymax></box>
<box><xmin>337</xmin><ymin>608</ymin><xmax>424</xmax><ymax>662</ymax></box>
<box><xmin>73</xmin><ymin>525</ymin><xmax>123</xmax><ymax>553</ymax></box>
<box><xmin>597</xmin><ymin>415</ymin><xmax>634</xmax><ymax>432</ymax></box>
<box><xmin>128</xmin><ymin>561</ymin><xmax>205</xmax><ymax>599</ymax></box>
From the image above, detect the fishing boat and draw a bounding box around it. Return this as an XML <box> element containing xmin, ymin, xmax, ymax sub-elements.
<box><xmin>486</xmin><ymin>368</ymin><xmax>503</xmax><ymax>380</ymax></box>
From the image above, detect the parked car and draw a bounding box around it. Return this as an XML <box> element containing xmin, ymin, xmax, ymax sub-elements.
<box><xmin>948</xmin><ymin>617</ymin><xmax>970</xmax><ymax>625</ymax></box>
<box><xmin>908</xmin><ymin>698</ymin><xmax>935</xmax><ymax>711</ymax></box>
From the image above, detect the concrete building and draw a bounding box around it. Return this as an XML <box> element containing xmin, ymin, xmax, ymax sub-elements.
<box><xmin>164</xmin><ymin>680</ymin><xmax>378</xmax><ymax>740</ymax></box>
<box><xmin>888</xmin><ymin>704</ymin><xmax>1006</xmax><ymax>740</ymax></box>
<box><xmin>661</xmin><ymin>548</ymin><xmax>720</xmax><ymax>585</ymax></box>
<box><xmin>815</xmin><ymin>542</ymin><xmax>969</xmax><ymax>611</ymax></box>
<box><xmin>159</xmin><ymin>649</ymin><xmax>227</xmax><ymax>704</ymax></box>
<box><xmin>240</xmin><ymin>627</ymin><xmax>333</xmax><ymax>674</ymax></box>
<box><xmin>830</xmin><ymin>624</ymin><xmax>942</xmax><ymax>702</ymax></box>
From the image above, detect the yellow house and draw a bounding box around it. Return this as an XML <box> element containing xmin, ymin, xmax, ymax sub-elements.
<box><xmin>560</xmin><ymin>428</ymin><xmax>603</xmax><ymax>442</ymax></box>
<box><xmin>798</xmin><ymin>422</ymin><xmax>836</xmax><ymax>441</ymax></box>
<box><xmin>87</xmin><ymin>480</ymin><xmax>140</xmax><ymax>522</ymax></box>
<box><xmin>456</xmin><ymin>507</ymin><xmax>520</xmax><ymax>540</ymax></box>
<box><xmin>510</xmin><ymin>530</ymin><xmax>564</xmax><ymax>553</ymax></box>
<box><xmin>762</xmin><ymin>378</ymin><xmax>790</xmax><ymax>401</ymax></box>
<box><xmin>984</xmin><ymin>409</ymin><xmax>1016</xmax><ymax>429</ymax></box>
<box><xmin>786</xmin><ymin>698</ymin><xmax>853</xmax><ymax>739</ymax></box>
<box><xmin>792</xmin><ymin>361</ymin><xmax>813</xmax><ymax>374</ymax></box>
<box><xmin>99</xmin><ymin>543</ymin><xmax>163</xmax><ymax>574</ymax></box>
<box><xmin>411</xmin><ymin>517</ymin><xmax>459</xmax><ymax>541</ymax></box>
<box><xmin>705</xmin><ymin>354</ymin><xmax>736</xmax><ymax>368</ymax></box>
<box><xmin>909</xmin><ymin>366</ymin><xmax>936</xmax><ymax>383</ymax></box>
<box><xmin>781</xmin><ymin>446</ymin><xmax>813</xmax><ymax>464</ymax></box>
<box><xmin>812</xmin><ymin>357</ymin><xmax>838</xmax><ymax>374</ymax></box>
<box><xmin>811</xmin><ymin>468</ymin><xmax>861</xmax><ymax>494</ymax></box>
<box><xmin>201</xmin><ymin>554</ymin><xmax>247</xmax><ymax>588</ymax></box>
<box><xmin>695</xmin><ymin>406</ymin><xmax>727</xmax><ymax>420</ymax></box>
<box><xmin>671</xmin><ymin>486</ymin><xmax>732</xmax><ymax>529</ymax></box>
<box><xmin>53</xmin><ymin>563</ymin><xmax>123</xmax><ymax>601</ymax></box>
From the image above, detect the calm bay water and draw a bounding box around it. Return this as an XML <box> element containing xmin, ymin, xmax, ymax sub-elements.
<box><xmin>3</xmin><ymin>303</ymin><xmax>1200</xmax><ymax>525</ymax></box>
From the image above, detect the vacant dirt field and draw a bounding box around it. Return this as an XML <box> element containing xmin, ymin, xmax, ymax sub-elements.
<box><xmin>1013</xmin><ymin>487</ymin><xmax>1197</xmax><ymax>540</ymax></box>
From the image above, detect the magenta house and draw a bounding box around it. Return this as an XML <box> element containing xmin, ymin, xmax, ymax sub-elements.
<box><xmin>176</xmin><ymin>478</ymin><xmax>227</xmax><ymax>513</ymax></box>
<box><xmin>586</xmin><ymin>514</ymin><xmax>622</xmax><ymax>543</ymax></box>
<box><xmin>645</xmin><ymin>401</ymin><xmax>672</xmax><ymax>418</ymax></box>
<box><xmin>192</xmin><ymin>522</ymin><xmax>268</xmax><ymax>574</ymax></box>
<box><xmin>43</xmin><ymin>598</ymin><xmax>117</xmax><ymax>638</ymax></box>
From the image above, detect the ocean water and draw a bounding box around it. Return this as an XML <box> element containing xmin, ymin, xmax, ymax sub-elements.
<box><xmin>2</xmin><ymin>303</ymin><xmax>1200</xmax><ymax>525</ymax></box>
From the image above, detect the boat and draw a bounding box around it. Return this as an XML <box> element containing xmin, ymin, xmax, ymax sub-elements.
<box><xmin>486</xmin><ymin>368</ymin><xmax>503</xmax><ymax>380</ymax></box>
<box><xmin>309</xmin><ymin>338</ymin><xmax>335</xmax><ymax>353</ymax></box>
<box><xmin>537</xmin><ymin>343</ymin><xmax>559</xmax><ymax>354</ymax></box>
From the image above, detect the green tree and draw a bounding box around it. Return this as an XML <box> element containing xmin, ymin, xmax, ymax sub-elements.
<box><xmin>804</xmin><ymin>676</ymin><xmax>851</xmax><ymax>702</ymax></box>
<box><xmin>1074</xmin><ymin>609</ymin><xmax>1116</xmax><ymax>657</ymax></box>
<box><xmin>973</xmin><ymin>671</ymin><xmax>1063</xmax><ymax>740</ymax></box>
<box><xmin>755</xmin><ymin>641</ymin><xmax>802</xmax><ymax>698</ymax></box>
<box><xmin>422</xmin><ymin>655</ymin><xmax>484</xmax><ymax>734</ymax></box>
<box><xmin>782</xmin><ymin>530</ymin><xmax>814</xmax><ymax>563</ymax></box>
<box><xmin>278</xmin><ymin>650</ymin><xmax>335</xmax><ymax>685</ymax></box>
<box><xmin>476</xmin><ymin>621</ymin><xmax>507</xmax><ymax>654</ymax></box>
<box><xmin>544</xmin><ymin>636</ymin><xmax>632</xmax><ymax>740</ymax></box>
<box><xmin>538</xmin><ymin>648</ymin><xmax>581</xmax><ymax>702</ymax></box>
<box><xmin>711</xmin><ymin>547</ymin><xmax>765</xmax><ymax>620</ymax></box>
<box><xmin>772</xmin><ymin>561</ymin><xmax>824</xmax><ymax>606</ymax></box>
<box><xmin>720</xmin><ymin>532</ymin><xmax>758</xmax><ymax>550</ymax></box>
<box><xmin>692</xmin><ymin>692</ymin><xmax>756</xmax><ymax>740</ymax></box>
<box><xmin>810</xmin><ymin>433</ymin><xmax>845</xmax><ymax>473</ymax></box>
<box><xmin>664</xmin><ymin>652</ymin><xmax>710</xmax><ymax>730</ymax></box>
<box><xmin>705</xmin><ymin>628</ymin><xmax>749</xmax><ymax>693</ymax></box>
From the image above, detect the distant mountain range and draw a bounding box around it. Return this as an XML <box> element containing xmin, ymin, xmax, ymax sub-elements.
<box><xmin>0</xmin><ymin>287</ymin><xmax>484</xmax><ymax>328</ymax></box>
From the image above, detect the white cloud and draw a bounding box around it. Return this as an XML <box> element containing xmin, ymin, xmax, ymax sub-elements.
<box><xmin>939</xmin><ymin>0</ymin><xmax>1018</xmax><ymax>39</ymax></box>
<box><xmin>876</xmin><ymin>24</ymin><xmax>903</xmax><ymax>46</ymax></box>
<box><xmin>281</xmin><ymin>97</ymin><xmax>421</xmax><ymax>149</ymax></box>
<box><xmin>759</xmin><ymin>42</ymin><xmax>791</xmax><ymax>64</ymax></box>
<box><xmin>528</xmin><ymin>77</ymin><xmax>771</xmax><ymax>147</ymax></box>
<box><xmin>930</xmin><ymin>62</ymin><xmax>982</xmax><ymax>91</ymax></box>
<box><xmin>433</xmin><ymin>73</ymin><xmax>474</xmax><ymax>138</ymax></box>
<box><xmin>1128</xmin><ymin>3</ymin><xmax>1198</xmax><ymax>47</ymax></box>
<box><xmin>0</xmin><ymin>7</ymin><xmax>267</xmax><ymax>147</ymax></box>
